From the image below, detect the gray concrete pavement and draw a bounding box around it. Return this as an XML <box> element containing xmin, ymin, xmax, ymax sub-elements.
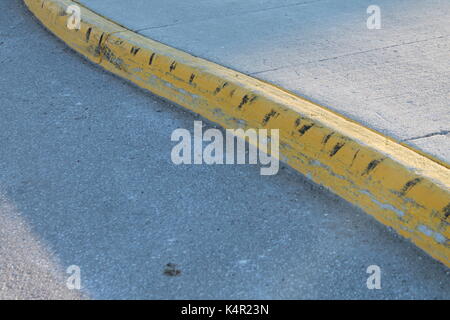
<box><xmin>78</xmin><ymin>0</ymin><xmax>450</xmax><ymax>163</ymax></box>
<box><xmin>0</xmin><ymin>0</ymin><xmax>449</xmax><ymax>299</ymax></box>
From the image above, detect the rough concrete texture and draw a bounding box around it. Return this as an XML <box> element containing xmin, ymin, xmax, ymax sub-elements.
<box><xmin>78</xmin><ymin>0</ymin><xmax>450</xmax><ymax>163</ymax></box>
<box><xmin>0</xmin><ymin>0</ymin><xmax>449</xmax><ymax>299</ymax></box>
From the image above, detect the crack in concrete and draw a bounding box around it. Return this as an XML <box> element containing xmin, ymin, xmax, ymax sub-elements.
<box><xmin>403</xmin><ymin>130</ymin><xmax>450</xmax><ymax>142</ymax></box>
<box><xmin>135</xmin><ymin>0</ymin><xmax>329</xmax><ymax>33</ymax></box>
<box><xmin>251</xmin><ymin>35</ymin><xmax>449</xmax><ymax>75</ymax></box>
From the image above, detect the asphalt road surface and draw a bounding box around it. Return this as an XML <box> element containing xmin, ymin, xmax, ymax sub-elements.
<box><xmin>0</xmin><ymin>0</ymin><xmax>448</xmax><ymax>299</ymax></box>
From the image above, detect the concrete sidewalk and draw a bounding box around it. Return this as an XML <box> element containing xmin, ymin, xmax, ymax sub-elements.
<box><xmin>77</xmin><ymin>0</ymin><xmax>450</xmax><ymax>163</ymax></box>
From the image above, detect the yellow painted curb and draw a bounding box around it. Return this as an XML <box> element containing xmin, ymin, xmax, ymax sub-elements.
<box><xmin>25</xmin><ymin>0</ymin><xmax>450</xmax><ymax>267</ymax></box>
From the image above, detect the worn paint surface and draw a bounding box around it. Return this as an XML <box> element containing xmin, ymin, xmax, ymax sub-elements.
<box><xmin>24</xmin><ymin>0</ymin><xmax>450</xmax><ymax>267</ymax></box>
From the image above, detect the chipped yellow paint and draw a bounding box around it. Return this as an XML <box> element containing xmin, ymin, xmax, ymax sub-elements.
<box><xmin>24</xmin><ymin>0</ymin><xmax>450</xmax><ymax>267</ymax></box>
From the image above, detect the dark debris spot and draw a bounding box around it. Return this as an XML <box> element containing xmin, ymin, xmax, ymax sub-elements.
<box><xmin>214</xmin><ymin>82</ymin><xmax>229</xmax><ymax>95</ymax></box>
<box><xmin>95</xmin><ymin>33</ymin><xmax>105</xmax><ymax>56</ymax></box>
<box><xmin>350</xmin><ymin>150</ymin><xmax>360</xmax><ymax>166</ymax></box>
<box><xmin>237</xmin><ymin>95</ymin><xmax>250</xmax><ymax>109</ymax></box>
<box><xmin>362</xmin><ymin>158</ymin><xmax>384</xmax><ymax>176</ymax></box>
<box><xmin>189</xmin><ymin>73</ymin><xmax>195</xmax><ymax>84</ymax></box>
<box><xmin>400</xmin><ymin>178</ymin><xmax>422</xmax><ymax>196</ymax></box>
<box><xmin>130</xmin><ymin>46</ymin><xmax>141</xmax><ymax>55</ymax></box>
<box><xmin>85</xmin><ymin>27</ymin><xmax>92</xmax><ymax>42</ymax></box>
<box><xmin>164</xmin><ymin>263</ymin><xmax>181</xmax><ymax>277</ymax></box>
<box><xmin>322</xmin><ymin>132</ymin><xmax>334</xmax><ymax>145</ymax></box>
<box><xmin>329</xmin><ymin>142</ymin><xmax>345</xmax><ymax>157</ymax></box>
<box><xmin>443</xmin><ymin>203</ymin><xmax>450</xmax><ymax>220</ymax></box>
<box><xmin>149</xmin><ymin>53</ymin><xmax>156</xmax><ymax>65</ymax></box>
<box><xmin>262</xmin><ymin>110</ymin><xmax>279</xmax><ymax>125</ymax></box>
<box><xmin>169</xmin><ymin>61</ymin><xmax>177</xmax><ymax>72</ymax></box>
<box><xmin>298</xmin><ymin>124</ymin><xmax>314</xmax><ymax>136</ymax></box>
